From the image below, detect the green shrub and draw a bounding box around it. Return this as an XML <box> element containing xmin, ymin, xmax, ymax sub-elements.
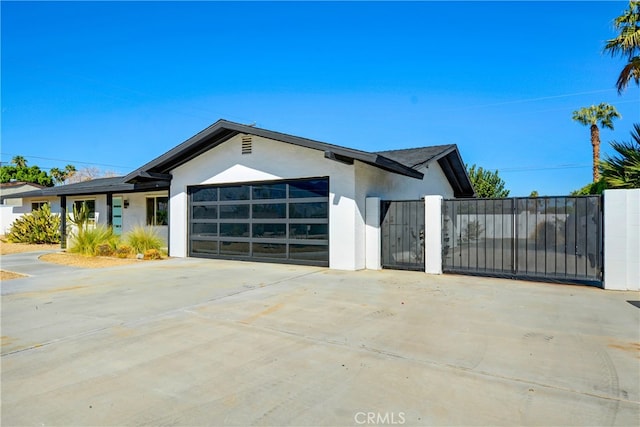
<box><xmin>115</xmin><ymin>245</ymin><xmax>133</xmax><ymax>259</ymax></box>
<box><xmin>68</xmin><ymin>225</ymin><xmax>119</xmax><ymax>256</ymax></box>
<box><xmin>143</xmin><ymin>248</ymin><xmax>162</xmax><ymax>260</ymax></box>
<box><xmin>8</xmin><ymin>204</ymin><xmax>60</xmax><ymax>244</ymax></box>
<box><xmin>125</xmin><ymin>226</ymin><xmax>164</xmax><ymax>254</ymax></box>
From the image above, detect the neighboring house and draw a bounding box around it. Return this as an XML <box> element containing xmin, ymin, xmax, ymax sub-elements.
<box><xmin>1</xmin><ymin>182</ymin><xmax>49</xmax><ymax>234</ymax></box>
<box><xmin>0</xmin><ymin>182</ymin><xmax>46</xmax><ymax>206</ymax></box>
<box><xmin>6</xmin><ymin>119</ymin><xmax>474</xmax><ymax>269</ymax></box>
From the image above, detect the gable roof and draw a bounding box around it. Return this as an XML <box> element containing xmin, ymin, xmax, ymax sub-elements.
<box><xmin>125</xmin><ymin>119</ymin><xmax>474</xmax><ymax>196</ymax></box>
<box><xmin>3</xmin><ymin>176</ymin><xmax>169</xmax><ymax>199</ymax></box>
<box><xmin>125</xmin><ymin>119</ymin><xmax>424</xmax><ymax>182</ymax></box>
<box><xmin>377</xmin><ymin>145</ymin><xmax>474</xmax><ymax>198</ymax></box>
<box><xmin>0</xmin><ymin>181</ymin><xmax>46</xmax><ymax>190</ymax></box>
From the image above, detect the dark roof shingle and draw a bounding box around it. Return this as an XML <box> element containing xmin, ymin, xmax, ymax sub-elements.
<box><xmin>375</xmin><ymin>145</ymin><xmax>456</xmax><ymax>169</ymax></box>
<box><xmin>4</xmin><ymin>176</ymin><xmax>169</xmax><ymax>199</ymax></box>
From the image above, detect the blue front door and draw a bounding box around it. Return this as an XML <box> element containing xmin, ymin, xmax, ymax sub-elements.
<box><xmin>112</xmin><ymin>196</ymin><xmax>123</xmax><ymax>235</ymax></box>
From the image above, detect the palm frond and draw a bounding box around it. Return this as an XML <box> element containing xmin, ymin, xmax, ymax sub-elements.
<box><xmin>600</xmin><ymin>124</ymin><xmax>640</xmax><ymax>189</ymax></box>
<box><xmin>616</xmin><ymin>56</ymin><xmax>640</xmax><ymax>93</ymax></box>
<box><xmin>605</xmin><ymin>1</ymin><xmax>640</xmax><ymax>57</ymax></box>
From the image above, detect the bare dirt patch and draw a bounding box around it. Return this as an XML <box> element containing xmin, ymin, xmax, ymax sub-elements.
<box><xmin>0</xmin><ymin>240</ymin><xmax>59</xmax><ymax>255</ymax></box>
<box><xmin>0</xmin><ymin>270</ymin><xmax>28</xmax><ymax>281</ymax></box>
<box><xmin>38</xmin><ymin>252</ymin><xmax>142</xmax><ymax>269</ymax></box>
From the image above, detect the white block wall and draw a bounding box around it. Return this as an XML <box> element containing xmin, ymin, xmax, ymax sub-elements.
<box><xmin>0</xmin><ymin>205</ymin><xmax>22</xmax><ymax>235</ymax></box>
<box><xmin>603</xmin><ymin>189</ymin><xmax>640</xmax><ymax>291</ymax></box>
<box><xmin>424</xmin><ymin>195</ymin><xmax>443</xmax><ymax>274</ymax></box>
<box><xmin>365</xmin><ymin>197</ymin><xmax>381</xmax><ymax>270</ymax></box>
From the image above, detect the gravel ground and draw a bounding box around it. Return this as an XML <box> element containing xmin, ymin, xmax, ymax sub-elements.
<box><xmin>0</xmin><ymin>240</ymin><xmax>59</xmax><ymax>255</ymax></box>
<box><xmin>0</xmin><ymin>270</ymin><xmax>26</xmax><ymax>281</ymax></box>
<box><xmin>38</xmin><ymin>252</ymin><xmax>142</xmax><ymax>268</ymax></box>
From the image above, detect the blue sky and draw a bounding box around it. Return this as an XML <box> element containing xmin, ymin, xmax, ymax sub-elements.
<box><xmin>2</xmin><ymin>1</ymin><xmax>638</xmax><ymax>196</ymax></box>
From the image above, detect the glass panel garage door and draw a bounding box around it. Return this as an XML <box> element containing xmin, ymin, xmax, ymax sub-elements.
<box><xmin>188</xmin><ymin>177</ymin><xmax>329</xmax><ymax>266</ymax></box>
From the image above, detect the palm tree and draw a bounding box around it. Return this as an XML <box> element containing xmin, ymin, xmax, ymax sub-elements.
<box><xmin>49</xmin><ymin>167</ymin><xmax>63</xmax><ymax>185</ymax></box>
<box><xmin>50</xmin><ymin>164</ymin><xmax>77</xmax><ymax>185</ymax></box>
<box><xmin>572</xmin><ymin>103</ymin><xmax>621</xmax><ymax>182</ymax></box>
<box><xmin>600</xmin><ymin>123</ymin><xmax>640</xmax><ymax>188</ymax></box>
<box><xmin>64</xmin><ymin>164</ymin><xmax>77</xmax><ymax>181</ymax></box>
<box><xmin>604</xmin><ymin>1</ymin><xmax>640</xmax><ymax>93</ymax></box>
<box><xmin>11</xmin><ymin>155</ymin><xmax>27</xmax><ymax>168</ymax></box>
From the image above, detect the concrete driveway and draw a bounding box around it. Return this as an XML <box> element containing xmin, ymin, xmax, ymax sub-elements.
<box><xmin>1</xmin><ymin>257</ymin><xmax>639</xmax><ymax>426</ymax></box>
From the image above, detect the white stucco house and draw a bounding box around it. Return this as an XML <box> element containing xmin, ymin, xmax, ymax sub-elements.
<box><xmin>5</xmin><ymin>119</ymin><xmax>474</xmax><ymax>269</ymax></box>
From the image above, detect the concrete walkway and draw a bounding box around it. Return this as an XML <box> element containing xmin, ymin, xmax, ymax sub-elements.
<box><xmin>1</xmin><ymin>250</ymin><xmax>80</xmax><ymax>275</ymax></box>
<box><xmin>1</xmin><ymin>251</ymin><xmax>95</xmax><ymax>295</ymax></box>
<box><xmin>2</xmin><ymin>258</ymin><xmax>639</xmax><ymax>426</ymax></box>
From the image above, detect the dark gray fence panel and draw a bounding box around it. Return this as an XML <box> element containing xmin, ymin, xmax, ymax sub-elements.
<box><xmin>442</xmin><ymin>198</ymin><xmax>515</xmax><ymax>276</ymax></box>
<box><xmin>442</xmin><ymin>196</ymin><xmax>602</xmax><ymax>286</ymax></box>
<box><xmin>381</xmin><ymin>200</ymin><xmax>425</xmax><ymax>271</ymax></box>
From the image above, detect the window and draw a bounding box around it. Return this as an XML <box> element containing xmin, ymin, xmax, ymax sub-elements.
<box><xmin>31</xmin><ymin>202</ymin><xmax>48</xmax><ymax>211</ymax></box>
<box><xmin>73</xmin><ymin>200</ymin><xmax>96</xmax><ymax>224</ymax></box>
<box><xmin>147</xmin><ymin>197</ymin><xmax>168</xmax><ymax>226</ymax></box>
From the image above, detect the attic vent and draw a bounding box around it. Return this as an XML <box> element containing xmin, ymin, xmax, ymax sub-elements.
<box><xmin>241</xmin><ymin>136</ymin><xmax>252</xmax><ymax>154</ymax></box>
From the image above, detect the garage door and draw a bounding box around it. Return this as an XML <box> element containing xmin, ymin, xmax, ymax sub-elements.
<box><xmin>188</xmin><ymin>177</ymin><xmax>329</xmax><ymax>266</ymax></box>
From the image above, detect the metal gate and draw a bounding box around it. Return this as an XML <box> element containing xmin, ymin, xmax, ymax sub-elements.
<box><xmin>442</xmin><ymin>196</ymin><xmax>602</xmax><ymax>286</ymax></box>
<box><xmin>381</xmin><ymin>200</ymin><xmax>425</xmax><ymax>271</ymax></box>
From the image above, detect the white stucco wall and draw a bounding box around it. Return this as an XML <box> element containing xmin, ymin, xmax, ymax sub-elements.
<box><xmin>355</xmin><ymin>160</ymin><xmax>454</xmax><ymax>201</ymax></box>
<box><xmin>603</xmin><ymin>189</ymin><xmax>640</xmax><ymax>291</ymax></box>
<box><xmin>169</xmin><ymin>134</ymin><xmax>358</xmax><ymax>269</ymax></box>
<box><xmin>118</xmin><ymin>191</ymin><xmax>168</xmax><ymax>244</ymax></box>
<box><xmin>355</xmin><ymin>160</ymin><xmax>454</xmax><ymax>270</ymax></box>
<box><xmin>0</xmin><ymin>206</ymin><xmax>22</xmax><ymax>234</ymax></box>
<box><xmin>169</xmin><ymin>133</ymin><xmax>457</xmax><ymax>271</ymax></box>
<box><xmin>16</xmin><ymin>197</ymin><xmax>60</xmax><ymax>214</ymax></box>
<box><xmin>2</xmin><ymin>197</ymin><xmax>59</xmax><ymax>234</ymax></box>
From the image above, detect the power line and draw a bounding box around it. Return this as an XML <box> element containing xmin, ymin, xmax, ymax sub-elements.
<box><xmin>497</xmin><ymin>164</ymin><xmax>591</xmax><ymax>173</ymax></box>
<box><xmin>0</xmin><ymin>153</ymin><xmax>134</xmax><ymax>170</ymax></box>
<box><xmin>440</xmin><ymin>88</ymin><xmax>620</xmax><ymax>112</ymax></box>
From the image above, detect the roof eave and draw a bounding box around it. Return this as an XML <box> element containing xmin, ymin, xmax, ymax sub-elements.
<box><xmin>437</xmin><ymin>149</ymin><xmax>475</xmax><ymax>198</ymax></box>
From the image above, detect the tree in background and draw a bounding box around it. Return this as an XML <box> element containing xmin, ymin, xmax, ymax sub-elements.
<box><xmin>0</xmin><ymin>157</ymin><xmax>54</xmax><ymax>187</ymax></box>
<box><xmin>571</xmin><ymin>179</ymin><xmax>607</xmax><ymax>195</ymax></box>
<box><xmin>50</xmin><ymin>164</ymin><xmax>77</xmax><ymax>185</ymax></box>
<box><xmin>66</xmin><ymin>166</ymin><xmax>118</xmax><ymax>183</ymax></box>
<box><xmin>604</xmin><ymin>1</ymin><xmax>640</xmax><ymax>93</ymax></box>
<box><xmin>466</xmin><ymin>164</ymin><xmax>509</xmax><ymax>198</ymax></box>
<box><xmin>600</xmin><ymin>123</ymin><xmax>640</xmax><ymax>189</ymax></box>
<box><xmin>572</xmin><ymin>103</ymin><xmax>621</xmax><ymax>182</ymax></box>
<box><xmin>11</xmin><ymin>155</ymin><xmax>27</xmax><ymax>168</ymax></box>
